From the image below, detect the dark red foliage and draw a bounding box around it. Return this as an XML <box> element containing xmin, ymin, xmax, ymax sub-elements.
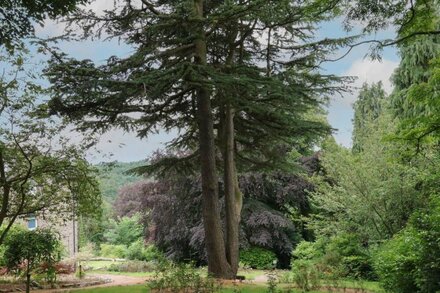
<box><xmin>37</xmin><ymin>262</ymin><xmax>74</xmax><ymax>275</ymax></box>
<box><xmin>54</xmin><ymin>262</ymin><xmax>75</xmax><ymax>274</ymax></box>
<box><xmin>0</xmin><ymin>267</ymin><xmax>9</xmax><ymax>276</ymax></box>
<box><xmin>114</xmin><ymin>156</ymin><xmax>320</xmax><ymax>268</ymax></box>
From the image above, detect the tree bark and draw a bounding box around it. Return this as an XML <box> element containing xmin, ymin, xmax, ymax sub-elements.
<box><xmin>26</xmin><ymin>260</ymin><xmax>31</xmax><ymax>293</ymax></box>
<box><xmin>223</xmin><ymin>104</ymin><xmax>243</xmax><ymax>276</ymax></box>
<box><xmin>193</xmin><ymin>0</ymin><xmax>233</xmax><ymax>279</ymax></box>
<box><xmin>26</xmin><ymin>274</ymin><xmax>30</xmax><ymax>293</ymax></box>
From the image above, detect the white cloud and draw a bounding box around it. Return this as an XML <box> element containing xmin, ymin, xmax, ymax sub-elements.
<box><xmin>86</xmin><ymin>128</ymin><xmax>177</xmax><ymax>163</ymax></box>
<box><xmin>86</xmin><ymin>0</ymin><xmax>118</xmax><ymax>14</ymax></box>
<box><xmin>35</xmin><ymin>19</ymin><xmax>66</xmax><ymax>37</ymax></box>
<box><xmin>346</xmin><ymin>58</ymin><xmax>398</xmax><ymax>92</ymax></box>
<box><xmin>338</xmin><ymin>58</ymin><xmax>399</xmax><ymax>105</ymax></box>
<box><xmin>35</xmin><ymin>0</ymin><xmax>120</xmax><ymax>38</ymax></box>
<box><xmin>327</xmin><ymin>57</ymin><xmax>399</xmax><ymax>148</ymax></box>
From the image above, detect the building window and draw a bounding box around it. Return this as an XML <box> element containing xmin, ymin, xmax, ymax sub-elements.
<box><xmin>27</xmin><ymin>215</ymin><xmax>37</xmax><ymax>230</ymax></box>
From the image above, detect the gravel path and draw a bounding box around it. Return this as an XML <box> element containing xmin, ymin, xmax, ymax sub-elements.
<box><xmin>252</xmin><ymin>274</ymin><xmax>269</xmax><ymax>283</ymax></box>
<box><xmin>34</xmin><ymin>274</ymin><xmax>148</xmax><ymax>292</ymax></box>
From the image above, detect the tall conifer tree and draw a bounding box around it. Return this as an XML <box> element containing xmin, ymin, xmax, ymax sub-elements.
<box><xmin>46</xmin><ymin>0</ymin><xmax>353</xmax><ymax>277</ymax></box>
<box><xmin>352</xmin><ymin>82</ymin><xmax>386</xmax><ymax>152</ymax></box>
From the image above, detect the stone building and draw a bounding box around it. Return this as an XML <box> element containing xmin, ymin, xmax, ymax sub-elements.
<box><xmin>23</xmin><ymin>214</ymin><xmax>79</xmax><ymax>258</ymax></box>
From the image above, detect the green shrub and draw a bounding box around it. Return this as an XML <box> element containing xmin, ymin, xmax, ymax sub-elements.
<box><xmin>291</xmin><ymin>260</ymin><xmax>320</xmax><ymax>292</ymax></box>
<box><xmin>126</xmin><ymin>240</ymin><xmax>144</xmax><ymax>261</ymax></box>
<box><xmin>0</xmin><ymin>225</ymin><xmax>27</xmax><ymax>266</ymax></box>
<box><xmin>266</xmin><ymin>271</ymin><xmax>279</xmax><ymax>293</ymax></box>
<box><xmin>240</xmin><ymin>247</ymin><xmax>277</xmax><ymax>269</ymax></box>
<box><xmin>292</xmin><ymin>236</ymin><xmax>375</xmax><ymax>281</ymax></box>
<box><xmin>290</xmin><ymin>241</ymin><xmax>323</xmax><ymax>291</ymax></box>
<box><xmin>341</xmin><ymin>255</ymin><xmax>375</xmax><ymax>280</ymax></box>
<box><xmin>126</xmin><ymin>239</ymin><xmax>163</xmax><ymax>261</ymax></box>
<box><xmin>292</xmin><ymin>240</ymin><xmax>325</xmax><ymax>261</ymax></box>
<box><xmin>324</xmin><ymin>234</ymin><xmax>375</xmax><ymax>280</ymax></box>
<box><xmin>143</xmin><ymin>244</ymin><xmax>163</xmax><ymax>261</ymax></box>
<box><xmin>104</xmin><ymin>214</ymin><xmax>143</xmax><ymax>246</ymax></box>
<box><xmin>4</xmin><ymin>229</ymin><xmax>60</xmax><ymax>292</ymax></box>
<box><xmin>148</xmin><ymin>261</ymin><xmax>221</xmax><ymax>292</ymax></box>
<box><xmin>373</xmin><ymin>196</ymin><xmax>440</xmax><ymax>292</ymax></box>
<box><xmin>373</xmin><ymin>228</ymin><xmax>419</xmax><ymax>292</ymax></box>
<box><xmin>108</xmin><ymin>260</ymin><xmax>154</xmax><ymax>273</ymax></box>
<box><xmin>100</xmin><ymin>244</ymin><xmax>127</xmax><ymax>259</ymax></box>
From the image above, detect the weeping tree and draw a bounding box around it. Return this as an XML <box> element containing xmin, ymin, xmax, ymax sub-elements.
<box><xmin>45</xmin><ymin>0</ymin><xmax>352</xmax><ymax>278</ymax></box>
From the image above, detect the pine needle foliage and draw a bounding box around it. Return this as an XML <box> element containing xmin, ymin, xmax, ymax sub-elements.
<box><xmin>45</xmin><ymin>0</ymin><xmax>354</xmax><ymax>173</ymax></box>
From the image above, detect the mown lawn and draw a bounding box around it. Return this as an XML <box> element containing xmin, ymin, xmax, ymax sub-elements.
<box><xmin>73</xmin><ymin>284</ymin><xmax>324</xmax><ymax>292</ymax></box>
<box><xmin>79</xmin><ymin>260</ymin><xmax>383</xmax><ymax>292</ymax></box>
<box><xmin>83</xmin><ymin>260</ymin><xmax>269</xmax><ymax>280</ymax></box>
<box><xmin>83</xmin><ymin>260</ymin><xmax>126</xmax><ymax>270</ymax></box>
<box><xmin>72</xmin><ymin>284</ymin><xmax>147</xmax><ymax>293</ymax></box>
<box><xmin>87</xmin><ymin>270</ymin><xmax>156</xmax><ymax>277</ymax></box>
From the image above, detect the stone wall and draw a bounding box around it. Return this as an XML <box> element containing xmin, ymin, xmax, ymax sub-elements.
<box><xmin>19</xmin><ymin>214</ymin><xmax>79</xmax><ymax>258</ymax></box>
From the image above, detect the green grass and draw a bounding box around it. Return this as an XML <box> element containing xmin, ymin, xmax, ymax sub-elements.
<box><xmin>72</xmin><ymin>283</ymin><xmax>323</xmax><ymax>292</ymax></box>
<box><xmin>88</xmin><ymin>270</ymin><xmax>155</xmax><ymax>277</ymax></box>
<box><xmin>71</xmin><ymin>284</ymin><xmax>148</xmax><ymax>293</ymax></box>
<box><xmin>79</xmin><ymin>261</ymin><xmax>383</xmax><ymax>292</ymax></box>
<box><xmin>83</xmin><ymin>260</ymin><xmax>126</xmax><ymax>270</ymax></box>
<box><xmin>71</xmin><ymin>279</ymin><xmax>380</xmax><ymax>293</ymax></box>
<box><xmin>237</xmin><ymin>269</ymin><xmax>268</xmax><ymax>280</ymax></box>
<box><xmin>84</xmin><ymin>261</ymin><xmax>266</xmax><ymax>280</ymax></box>
<box><xmin>320</xmin><ymin>279</ymin><xmax>384</xmax><ymax>292</ymax></box>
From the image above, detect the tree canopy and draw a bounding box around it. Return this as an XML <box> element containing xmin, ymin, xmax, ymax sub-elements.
<box><xmin>0</xmin><ymin>51</ymin><xmax>101</xmax><ymax>244</ymax></box>
<box><xmin>0</xmin><ymin>0</ymin><xmax>89</xmax><ymax>51</ymax></box>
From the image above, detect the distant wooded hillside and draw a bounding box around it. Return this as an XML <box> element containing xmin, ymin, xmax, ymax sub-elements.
<box><xmin>95</xmin><ymin>161</ymin><xmax>145</xmax><ymax>202</ymax></box>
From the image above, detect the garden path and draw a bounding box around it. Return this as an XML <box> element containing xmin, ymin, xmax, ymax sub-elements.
<box><xmin>34</xmin><ymin>274</ymin><xmax>147</xmax><ymax>292</ymax></box>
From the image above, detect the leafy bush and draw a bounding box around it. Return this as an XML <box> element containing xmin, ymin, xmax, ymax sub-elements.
<box><xmin>126</xmin><ymin>239</ymin><xmax>163</xmax><ymax>261</ymax></box>
<box><xmin>4</xmin><ymin>229</ymin><xmax>60</xmax><ymax>292</ymax></box>
<box><xmin>292</xmin><ymin>236</ymin><xmax>375</xmax><ymax>282</ymax></box>
<box><xmin>324</xmin><ymin>234</ymin><xmax>375</xmax><ymax>280</ymax></box>
<box><xmin>143</xmin><ymin>244</ymin><xmax>164</xmax><ymax>261</ymax></box>
<box><xmin>0</xmin><ymin>225</ymin><xmax>27</xmax><ymax>266</ymax></box>
<box><xmin>100</xmin><ymin>244</ymin><xmax>127</xmax><ymax>259</ymax></box>
<box><xmin>266</xmin><ymin>271</ymin><xmax>279</xmax><ymax>293</ymax></box>
<box><xmin>104</xmin><ymin>214</ymin><xmax>143</xmax><ymax>246</ymax></box>
<box><xmin>148</xmin><ymin>261</ymin><xmax>221</xmax><ymax>292</ymax></box>
<box><xmin>292</xmin><ymin>240</ymin><xmax>325</xmax><ymax>261</ymax></box>
<box><xmin>290</xmin><ymin>241</ymin><xmax>323</xmax><ymax>291</ymax></box>
<box><xmin>373</xmin><ymin>196</ymin><xmax>440</xmax><ymax>293</ymax></box>
<box><xmin>108</xmin><ymin>260</ymin><xmax>154</xmax><ymax>273</ymax></box>
<box><xmin>240</xmin><ymin>247</ymin><xmax>277</xmax><ymax>269</ymax></box>
<box><xmin>126</xmin><ymin>239</ymin><xmax>144</xmax><ymax>261</ymax></box>
<box><xmin>341</xmin><ymin>255</ymin><xmax>375</xmax><ymax>280</ymax></box>
<box><xmin>373</xmin><ymin>229</ymin><xmax>419</xmax><ymax>292</ymax></box>
<box><xmin>291</xmin><ymin>260</ymin><xmax>320</xmax><ymax>292</ymax></box>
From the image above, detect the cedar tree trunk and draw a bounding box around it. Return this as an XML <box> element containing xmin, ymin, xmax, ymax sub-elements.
<box><xmin>193</xmin><ymin>0</ymin><xmax>234</xmax><ymax>279</ymax></box>
<box><xmin>223</xmin><ymin>104</ymin><xmax>243</xmax><ymax>276</ymax></box>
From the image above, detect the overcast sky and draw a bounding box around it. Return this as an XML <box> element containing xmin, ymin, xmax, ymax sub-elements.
<box><xmin>34</xmin><ymin>1</ymin><xmax>400</xmax><ymax>163</ymax></box>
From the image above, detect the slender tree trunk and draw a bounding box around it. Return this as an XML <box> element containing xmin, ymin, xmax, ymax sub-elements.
<box><xmin>0</xmin><ymin>150</ymin><xmax>9</xmax><ymax>230</ymax></box>
<box><xmin>223</xmin><ymin>104</ymin><xmax>243</xmax><ymax>276</ymax></box>
<box><xmin>193</xmin><ymin>0</ymin><xmax>233</xmax><ymax>279</ymax></box>
<box><xmin>26</xmin><ymin>261</ymin><xmax>31</xmax><ymax>293</ymax></box>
